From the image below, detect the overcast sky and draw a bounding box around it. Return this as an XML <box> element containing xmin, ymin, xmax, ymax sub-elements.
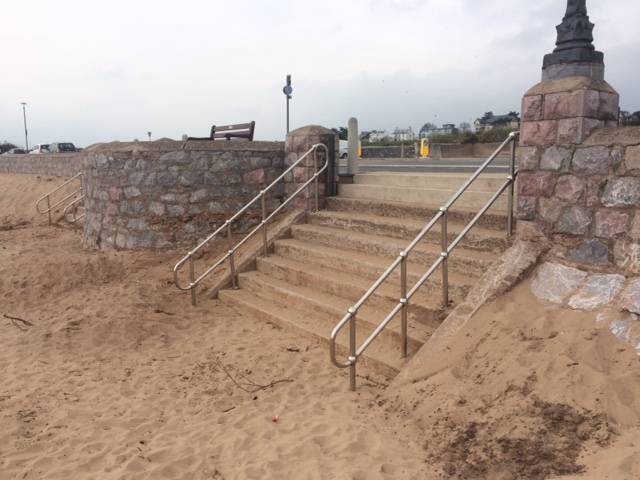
<box><xmin>1</xmin><ymin>0</ymin><xmax>638</xmax><ymax>147</ymax></box>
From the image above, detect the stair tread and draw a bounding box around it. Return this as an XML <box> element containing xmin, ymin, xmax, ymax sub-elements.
<box><xmin>220</xmin><ymin>287</ymin><xmax>407</xmax><ymax>372</ymax></box>
<box><xmin>312</xmin><ymin>209</ymin><xmax>507</xmax><ymax>238</ymax></box>
<box><xmin>291</xmin><ymin>223</ymin><xmax>499</xmax><ymax>264</ymax></box>
<box><xmin>273</xmin><ymin>238</ymin><xmax>475</xmax><ymax>288</ymax></box>
<box><xmin>240</xmin><ymin>270</ymin><xmax>435</xmax><ymax>342</ymax></box>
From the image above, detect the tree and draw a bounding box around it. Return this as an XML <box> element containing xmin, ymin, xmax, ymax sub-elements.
<box><xmin>331</xmin><ymin>127</ymin><xmax>348</xmax><ymax>141</ymax></box>
<box><xmin>0</xmin><ymin>141</ymin><xmax>17</xmax><ymax>153</ymax></box>
<box><xmin>458</xmin><ymin>122</ymin><xmax>471</xmax><ymax>132</ymax></box>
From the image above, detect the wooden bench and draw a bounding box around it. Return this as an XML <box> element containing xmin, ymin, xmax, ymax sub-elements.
<box><xmin>188</xmin><ymin>121</ymin><xmax>255</xmax><ymax>141</ymax></box>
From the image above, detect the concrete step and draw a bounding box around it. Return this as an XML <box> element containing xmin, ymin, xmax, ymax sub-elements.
<box><xmin>290</xmin><ymin>224</ymin><xmax>497</xmax><ymax>278</ymax></box>
<box><xmin>272</xmin><ymin>238</ymin><xmax>472</xmax><ymax>304</ymax></box>
<box><xmin>255</xmin><ymin>255</ymin><xmax>445</xmax><ymax>329</ymax></box>
<box><xmin>219</xmin><ymin>288</ymin><xmax>406</xmax><ymax>380</ymax></box>
<box><xmin>354</xmin><ymin>172</ymin><xmax>509</xmax><ymax>191</ymax></box>
<box><xmin>309</xmin><ymin>210</ymin><xmax>509</xmax><ymax>254</ymax></box>
<box><xmin>237</xmin><ymin>271</ymin><xmax>431</xmax><ymax>353</ymax></box>
<box><xmin>338</xmin><ymin>183</ymin><xmax>508</xmax><ymax>214</ymax></box>
<box><xmin>326</xmin><ymin>196</ymin><xmax>508</xmax><ymax>231</ymax></box>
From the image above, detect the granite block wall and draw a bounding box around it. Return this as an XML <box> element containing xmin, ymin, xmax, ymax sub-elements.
<box><xmin>82</xmin><ymin>141</ymin><xmax>285</xmax><ymax>250</ymax></box>
<box><xmin>0</xmin><ymin>153</ymin><xmax>84</xmax><ymax>177</ymax></box>
<box><xmin>518</xmin><ymin>127</ymin><xmax>640</xmax><ymax>272</ymax></box>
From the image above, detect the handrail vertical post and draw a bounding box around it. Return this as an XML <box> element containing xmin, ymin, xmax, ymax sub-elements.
<box><xmin>400</xmin><ymin>252</ymin><xmax>408</xmax><ymax>358</ymax></box>
<box><xmin>46</xmin><ymin>196</ymin><xmax>52</xmax><ymax>225</ymax></box>
<box><xmin>189</xmin><ymin>255</ymin><xmax>197</xmax><ymax>306</ymax></box>
<box><xmin>261</xmin><ymin>191</ymin><xmax>268</xmax><ymax>257</ymax></box>
<box><xmin>229</xmin><ymin>250</ymin><xmax>238</xmax><ymax>289</ymax></box>
<box><xmin>440</xmin><ymin>208</ymin><xmax>449</xmax><ymax>308</ymax></box>
<box><xmin>227</xmin><ymin>221</ymin><xmax>232</xmax><ymax>241</ymax></box>
<box><xmin>348</xmin><ymin>307</ymin><xmax>357</xmax><ymax>391</ymax></box>
<box><xmin>507</xmin><ymin>135</ymin><xmax>516</xmax><ymax>238</ymax></box>
<box><xmin>313</xmin><ymin>147</ymin><xmax>319</xmax><ymax>212</ymax></box>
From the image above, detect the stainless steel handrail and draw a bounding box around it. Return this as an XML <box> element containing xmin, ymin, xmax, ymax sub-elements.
<box><xmin>35</xmin><ymin>172</ymin><xmax>84</xmax><ymax>225</ymax></box>
<box><xmin>330</xmin><ymin>132</ymin><xmax>519</xmax><ymax>391</ymax></box>
<box><xmin>63</xmin><ymin>195</ymin><xmax>86</xmax><ymax>223</ymax></box>
<box><xmin>174</xmin><ymin>143</ymin><xmax>330</xmax><ymax>305</ymax></box>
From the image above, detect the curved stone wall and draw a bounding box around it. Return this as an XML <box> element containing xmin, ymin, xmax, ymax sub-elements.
<box><xmin>82</xmin><ymin>140</ymin><xmax>284</xmax><ymax>250</ymax></box>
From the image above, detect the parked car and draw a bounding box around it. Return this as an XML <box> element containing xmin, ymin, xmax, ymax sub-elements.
<box><xmin>2</xmin><ymin>148</ymin><xmax>26</xmax><ymax>155</ymax></box>
<box><xmin>29</xmin><ymin>144</ymin><xmax>50</xmax><ymax>154</ymax></box>
<box><xmin>49</xmin><ymin>142</ymin><xmax>77</xmax><ymax>153</ymax></box>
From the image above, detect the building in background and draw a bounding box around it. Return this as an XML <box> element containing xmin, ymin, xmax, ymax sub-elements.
<box><xmin>474</xmin><ymin>111</ymin><xmax>520</xmax><ymax>132</ymax></box>
<box><xmin>392</xmin><ymin>127</ymin><xmax>415</xmax><ymax>142</ymax></box>
<box><xmin>419</xmin><ymin>123</ymin><xmax>458</xmax><ymax>138</ymax></box>
<box><xmin>367</xmin><ymin>130</ymin><xmax>388</xmax><ymax>143</ymax></box>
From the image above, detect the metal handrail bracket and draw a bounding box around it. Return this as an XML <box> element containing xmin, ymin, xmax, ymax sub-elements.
<box><xmin>174</xmin><ymin>143</ymin><xmax>330</xmax><ymax>306</ymax></box>
<box><xmin>330</xmin><ymin>132</ymin><xmax>520</xmax><ymax>391</ymax></box>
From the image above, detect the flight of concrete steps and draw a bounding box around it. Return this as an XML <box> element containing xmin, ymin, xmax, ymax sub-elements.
<box><xmin>219</xmin><ymin>173</ymin><xmax>511</xmax><ymax>381</ymax></box>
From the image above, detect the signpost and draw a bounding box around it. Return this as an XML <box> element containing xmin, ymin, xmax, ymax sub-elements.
<box><xmin>283</xmin><ymin>74</ymin><xmax>292</xmax><ymax>134</ymax></box>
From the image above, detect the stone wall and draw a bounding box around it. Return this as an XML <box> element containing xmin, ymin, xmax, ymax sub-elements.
<box><xmin>361</xmin><ymin>145</ymin><xmax>417</xmax><ymax>158</ymax></box>
<box><xmin>82</xmin><ymin>140</ymin><xmax>285</xmax><ymax>250</ymax></box>
<box><xmin>0</xmin><ymin>153</ymin><xmax>84</xmax><ymax>177</ymax></box>
<box><xmin>517</xmin><ymin>126</ymin><xmax>640</xmax><ymax>271</ymax></box>
<box><xmin>361</xmin><ymin>142</ymin><xmax>510</xmax><ymax>159</ymax></box>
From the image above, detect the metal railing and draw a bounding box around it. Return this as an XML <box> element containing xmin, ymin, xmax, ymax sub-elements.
<box><xmin>35</xmin><ymin>172</ymin><xmax>84</xmax><ymax>225</ymax></box>
<box><xmin>330</xmin><ymin>132</ymin><xmax>519</xmax><ymax>391</ymax></box>
<box><xmin>62</xmin><ymin>195</ymin><xmax>85</xmax><ymax>223</ymax></box>
<box><xmin>174</xmin><ymin>143</ymin><xmax>329</xmax><ymax>305</ymax></box>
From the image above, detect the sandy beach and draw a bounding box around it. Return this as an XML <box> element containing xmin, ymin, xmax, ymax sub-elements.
<box><xmin>1</xmin><ymin>173</ymin><xmax>640</xmax><ymax>479</ymax></box>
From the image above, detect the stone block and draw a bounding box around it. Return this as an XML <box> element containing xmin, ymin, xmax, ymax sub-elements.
<box><xmin>614</xmin><ymin>240</ymin><xmax>640</xmax><ymax>274</ymax></box>
<box><xmin>625</xmin><ymin>145</ymin><xmax>640</xmax><ymax>171</ymax></box>
<box><xmin>543</xmin><ymin>91</ymin><xmax>581</xmax><ymax>119</ymax></box>
<box><xmin>539</xmin><ymin>197</ymin><xmax>564</xmax><ymax>223</ymax></box>
<box><xmin>517</xmin><ymin>171</ymin><xmax>556</xmax><ymax>197</ymax></box>
<box><xmin>555</xmin><ymin>206</ymin><xmax>592</xmax><ymax>235</ymax></box>
<box><xmin>585</xmin><ymin>178</ymin><xmax>604</xmax><ymax>207</ymax></box>
<box><xmin>540</xmin><ymin>146</ymin><xmax>572</xmax><ymax>171</ymax></box>
<box><xmin>522</xmin><ymin>95</ymin><xmax>543</xmax><ymax>121</ymax></box>
<box><xmin>619</xmin><ymin>278</ymin><xmax>640</xmax><ymax>314</ymax></box>
<box><xmin>516</xmin><ymin>196</ymin><xmax>536</xmax><ymax>220</ymax></box>
<box><xmin>128</xmin><ymin>171</ymin><xmax>145</xmax><ymax>185</ymax></box>
<box><xmin>517</xmin><ymin>146</ymin><xmax>541</xmax><ymax>171</ymax></box>
<box><xmin>179</xmin><ymin>171</ymin><xmax>203</xmax><ymax>187</ymax></box>
<box><xmin>602</xmin><ymin>178</ymin><xmax>640</xmax><ymax>207</ymax></box>
<box><xmin>108</xmin><ymin>186</ymin><xmax>122</xmax><ymax>201</ymax></box>
<box><xmin>630</xmin><ymin>213</ymin><xmax>640</xmax><ymax>240</ymax></box>
<box><xmin>568</xmin><ymin>239</ymin><xmax>610</xmax><ymax>265</ymax></box>
<box><xmin>148</xmin><ymin>201</ymin><xmax>165</xmax><ymax>216</ymax></box>
<box><xmin>598</xmin><ymin>92</ymin><xmax>621</xmax><ymax>120</ymax></box>
<box><xmin>520</xmin><ymin>120</ymin><xmax>558</xmax><ymax>147</ymax></box>
<box><xmin>568</xmin><ymin>274</ymin><xmax>625</xmax><ymax>311</ymax></box>
<box><xmin>190</xmin><ymin>189</ymin><xmax>210</xmax><ymax>203</ymax></box>
<box><xmin>595</xmin><ymin>210</ymin><xmax>629</xmax><ymax>238</ymax></box>
<box><xmin>531</xmin><ymin>262</ymin><xmax>587</xmax><ymax>304</ymax></box>
<box><xmin>572</xmin><ymin>146</ymin><xmax>610</xmax><ymax>174</ymax></box>
<box><xmin>167</xmin><ymin>204</ymin><xmax>185</xmax><ymax>217</ymax></box>
<box><xmin>554</xmin><ymin>175</ymin><xmax>585</xmax><ymax>203</ymax></box>
<box><xmin>157</xmin><ymin>172</ymin><xmax>177</xmax><ymax>187</ymax></box>
<box><xmin>243</xmin><ymin>168</ymin><xmax>266</xmax><ymax>185</ymax></box>
<box><xmin>558</xmin><ymin>117</ymin><xmax>603</xmax><ymax>145</ymax></box>
<box><xmin>123</xmin><ymin>186</ymin><xmax>141</xmax><ymax>199</ymax></box>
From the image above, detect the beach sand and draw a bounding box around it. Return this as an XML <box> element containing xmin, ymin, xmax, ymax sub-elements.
<box><xmin>1</xmin><ymin>173</ymin><xmax>639</xmax><ymax>479</ymax></box>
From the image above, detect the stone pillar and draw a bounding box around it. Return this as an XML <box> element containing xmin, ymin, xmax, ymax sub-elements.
<box><xmin>517</xmin><ymin>0</ymin><xmax>625</xmax><ymax>267</ymax></box>
<box><xmin>284</xmin><ymin>125</ymin><xmax>338</xmax><ymax>210</ymax></box>
<box><xmin>347</xmin><ymin>117</ymin><xmax>359</xmax><ymax>176</ymax></box>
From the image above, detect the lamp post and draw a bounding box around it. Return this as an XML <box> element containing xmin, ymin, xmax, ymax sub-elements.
<box><xmin>147</xmin><ymin>131</ymin><xmax>152</xmax><ymax>141</ymax></box>
<box><xmin>282</xmin><ymin>74</ymin><xmax>292</xmax><ymax>135</ymax></box>
<box><xmin>542</xmin><ymin>0</ymin><xmax>604</xmax><ymax>81</ymax></box>
<box><xmin>20</xmin><ymin>102</ymin><xmax>29</xmax><ymax>151</ymax></box>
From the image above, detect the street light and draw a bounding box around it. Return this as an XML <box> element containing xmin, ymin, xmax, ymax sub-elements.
<box><xmin>282</xmin><ymin>74</ymin><xmax>292</xmax><ymax>135</ymax></box>
<box><xmin>20</xmin><ymin>102</ymin><xmax>29</xmax><ymax>151</ymax></box>
<box><xmin>147</xmin><ymin>131</ymin><xmax>152</xmax><ymax>141</ymax></box>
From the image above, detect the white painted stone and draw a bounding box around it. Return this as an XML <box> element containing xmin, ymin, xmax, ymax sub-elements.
<box><xmin>568</xmin><ymin>274</ymin><xmax>626</xmax><ymax>310</ymax></box>
<box><xmin>531</xmin><ymin>262</ymin><xmax>587</xmax><ymax>304</ymax></box>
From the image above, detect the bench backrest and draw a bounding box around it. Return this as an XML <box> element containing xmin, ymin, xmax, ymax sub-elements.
<box><xmin>211</xmin><ymin>122</ymin><xmax>255</xmax><ymax>141</ymax></box>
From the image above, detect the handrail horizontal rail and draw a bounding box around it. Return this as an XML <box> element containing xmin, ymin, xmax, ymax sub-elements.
<box><xmin>330</xmin><ymin>132</ymin><xmax>519</xmax><ymax>390</ymax></box>
<box><xmin>173</xmin><ymin>143</ymin><xmax>330</xmax><ymax>304</ymax></box>
<box><xmin>35</xmin><ymin>172</ymin><xmax>83</xmax><ymax>214</ymax></box>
